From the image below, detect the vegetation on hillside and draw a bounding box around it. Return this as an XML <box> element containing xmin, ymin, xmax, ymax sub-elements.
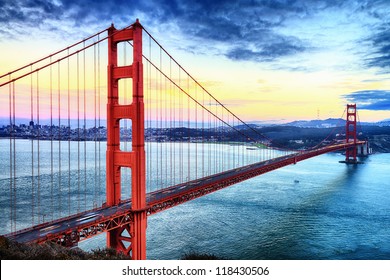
<box><xmin>0</xmin><ymin>236</ymin><xmax>221</xmax><ymax>260</ymax></box>
<box><xmin>0</xmin><ymin>236</ymin><xmax>130</xmax><ymax>260</ymax></box>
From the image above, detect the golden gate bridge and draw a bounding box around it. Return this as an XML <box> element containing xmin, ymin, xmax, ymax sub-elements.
<box><xmin>0</xmin><ymin>20</ymin><xmax>369</xmax><ymax>259</ymax></box>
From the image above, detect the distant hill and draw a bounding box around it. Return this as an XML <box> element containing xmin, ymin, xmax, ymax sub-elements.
<box><xmin>377</xmin><ymin>120</ymin><xmax>390</xmax><ymax>126</ymax></box>
<box><xmin>278</xmin><ymin>118</ymin><xmax>390</xmax><ymax>128</ymax></box>
<box><xmin>2</xmin><ymin>116</ymin><xmax>389</xmax><ymax>129</ymax></box>
<box><xmin>283</xmin><ymin>118</ymin><xmax>345</xmax><ymax>128</ymax></box>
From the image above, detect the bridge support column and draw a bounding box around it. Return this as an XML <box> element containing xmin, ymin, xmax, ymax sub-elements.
<box><xmin>106</xmin><ymin>20</ymin><xmax>147</xmax><ymax>259</ymax></box>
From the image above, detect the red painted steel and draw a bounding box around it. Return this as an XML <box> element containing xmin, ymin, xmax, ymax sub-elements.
<box><xmin>106</xmin><ymin>19</ymin><xmax>146</xmax><ymax>259</ymax></box>
<box><xmin>345</xmin><ymin>104</ymin><xmax>357</xmax><ymax>162</ymax></box>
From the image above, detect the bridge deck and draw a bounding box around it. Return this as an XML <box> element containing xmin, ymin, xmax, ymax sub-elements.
<box><xmin>5</xmin><ymin>141</ymin><xmax>365</xmax><ymax>246</ymax></box>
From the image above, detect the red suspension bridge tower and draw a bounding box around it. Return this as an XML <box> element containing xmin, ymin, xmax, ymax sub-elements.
<box><xmin>345</xmin><ymin>104</ymin><xmax>357</xmax><ymax>163</ymax></box>
<box><xmin>106</xmin><ymin>20</ymin><xmax>146</xmax><ymax>259</ymax></box>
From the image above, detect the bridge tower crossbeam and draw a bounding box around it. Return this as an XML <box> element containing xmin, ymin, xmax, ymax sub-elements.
<box><xmin>106</xmin><ymin>19</ymin><xmax>146</xmax><ymax>260</ymax></box>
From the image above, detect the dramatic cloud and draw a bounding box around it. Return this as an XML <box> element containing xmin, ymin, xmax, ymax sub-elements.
<box><xmin>0</xmin><ymin>0</ymin><xmax>63</xmax><ymax>25</ymax></box>
<box><xmin>344</xmin><ymin>90</ymin><xmax>390</xmax><ymax>110</ymax></box>
<box><xmin>0</xmin><ymin>0</ymin><xmax>140</xmax><ymax>39</ymax></box>
<box><xmin>226</xmin><ymin>35</ymin><xmax>305</xmax><ymax>62</ymax></box>
<box><xmin>1</xmin><ymin>0</ymin><xmax>390</xmax><ymax>67</ymax></box>
<box><xmin>0</xmin><ymin>0</ymin><xmax>314</xmax><ymax>60</ymax></box>
<box><xmin>149</xmin><ymin>0</ymin><xmax>390</xmax><ymax>67</ymax></box>
<box><xmin>158</xmin><ymin>0</ymin><xmax>312</xmax><ymax>62</ymax></box>
<box><xmin>353</xmin><ymin>1</ymin><xmax>390</xmax><ymax>71</ymax></box>
<box><xmin>365</xmin><ymin>28</ymin><xmax>390</xmax><ymax>71</ymax></box>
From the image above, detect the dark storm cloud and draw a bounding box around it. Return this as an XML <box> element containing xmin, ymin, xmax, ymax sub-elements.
<box><xmin>0</xmin><ymin>0</ymin><xmax>62</xmax><ymax>24</ymax></box>
<box><xmin>344</xmin><ymin>90</ymin><xmax>390</xmax><ymax>110</ymax></box>
<box><xmin>354</xmin><ymin>0</ymin><xmax>390</xmax><ymax>71</ymax></box>
<box><xmin>226</xmin><ymin>34</ymin><xmax>305</xmax><ymax>62</ymax></box>
<box><xmin>160</xmin><ymin>0</ymin><xmax>390</xmax><ymax>65</ymax></box>
<box><xmin>152</xmin><ymin>0</ymin><xmax>383</xmax><ymax>63</ymax></box>
<box><xmin>365</xmin><ymin>28</ymin><xmax>390</xmax><ymax>71</ymax></box>
<box><xmin>0</xmin><ymin>0</ymin><xmax>312</xmax><ymax>61</ymax></box>
<box><xmin>163</xmin><ymin>0</ymin><xmax>311</xmax><ymax>61</ymax></box>
<box><xmin>1</xmin><ymin>0</ymin><xmax>388</xmax><ymax>66</ymax></box>
<box><xmin>0</xmin><ymin>0</ymin><xmax>141</xmax><ymax>39</ymax></box>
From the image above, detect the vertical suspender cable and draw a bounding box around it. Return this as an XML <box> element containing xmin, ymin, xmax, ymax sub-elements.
<box><xmin>30</xmin><ymin>66</ymin><xmax>35</xmax><ymax>225</ymax></box>
<box><xmin>83</xmin><ymin>42</ymin><xmax>87</xmax><ymax>210</ymax></box>
<box><xmin>8</xmin><ymin>78</ymin><xmax>12</xmax><ymax>232</ymax></box>
<box><xmin>147</xmin><ymin>36</ymin><xmax>151</xmax><ymax>192</ymax></box>
<box><xmin>144</xmin><ymin>42</ymin><xmax>147</xmax><ymax>191</ymax></box>
<box><xmin>67</xmin><ymin>49</ymin><xmax>71</xmax><ymax>216</ymax></box>
<box><xmin>157</xmin><ymin>47</ymin><xmax>160</xmax><ymax>188</ymax></box>
<box><xmin>187</xmin><ymin>75</ymin><xmax>190</xmax><ymax>182</ymax></box>
<box><xmin>219</xmin><ymin>107</ymin><xmax>222</xmax><ymax>172</ymax></box>
<box><xmin>97</xmin><ymin>35</ymin><xmax>101</xmax><ymax>206</ymax></box>
<box><xmin>58</xmin><ymin>61</ymin><xmax>62</xmax><ymax>217</ymax></box>
<box><xmin>164</xmin><ymin>55</ymin><xmax>168</xmax><ymax>188</ymax></box>
<box><xmin>155</xmin><ymin>54</ymin><xmax>159</xmax><ymax>191</ymax></box>
<box><xmin>208</xmin><ymin>93</ymin><xmax>210</xmax><ymax>175</ymax></box>
<box><xmin>12</xmin><ymin>81</ymin><xmax>16</xmax><ymax>231</ymax></box>
<box><xmin>229</xmin><ymin>114</ymin><xmax>232</xmax><ymax>169</ymax></box>
<box><xmin>233</xmin><ymin>117</ymin><xmax>236</xmax><ymax>167</ymax></box>
<box><xmin>213</xmin><ymin>104</ymin><xmax>215</xmax><ymax>173</ymax></box>
<box><xmin>77</xmin><ymin>52</ymin><xmax>80</xmax><ymax>213</ymax></box>
<box><xmin>229</xmin><ymin>114</ymin><xmax>235</xmax><ymax>169</ymax></box>
<box><xmin>50</xmin><ymin>58</ymin><xmax>54</xmax><ymax>221</ymax></box>
<box><xmin>159</xmin><ymin>47</ymin><xmax>163</xmax><ymax>188</ymax></box>
<box><xmin>172</xmin><ymin>58</ymin><xmax>176</xmax><ymax>186</ymax></box>
<box><xmin>160</xmin><ymin>49</ymin><xmax>163</xmax><ymax>188</ymax></box>
<box><xmin>174</xmin><ymin>70</ymin><xmax>177</xmax><ymax>185</ymax></box>
<box><xmin>242</xmin><ymin>121</ymin><xmax>244</xmax><ymax>166</ymax></box>
<box><xmin>212</xmin><ymin>99</ymin><xmax>214</xmax><ymax>173</ymax></box>
<box><xmin>222</xmin><ymin>107</ymin><xmax>224</xmax><ymax>171</ymax></box>
<box><xmin>215</xmin><ymin>104</ymin><xmax>217</xmax><ymax>173</ymax></box>
<box><xmin>169</xmin><ymin>58</ymin><xmax>173</xmax><ymax>187</ymax></box>
<box><xmin>202</xmin><ymin>90</ymin><xmax>206</xmax><ymax>177</ymax></box>
<box><xmin>219</xmin><ymin>107</ymin><xmax>221</xmax><ymax>172</ymax></box>
<box><xmin>195</xmin><ymin>83</ymin><xmax>198</xmax><ymax>179</ymax></box>
<box><xmin>179</xmin><ymin>68</ymin><xmax>183</xmax><ymax>183</ymax></box>
<box><xmin>94</xmin><ymin>43</ymin><xmax>97</xmax><ymax>208</ymax></box>
<box><xmin>8</xmin><ymin>77</ymin><xmax>15</xmax><ymax>232</ymax></box>
<box><xmin>8</xmin><ymin>77</ymin><xmax>12</xmax><ymax>232</ymax></box>
<box><xmin>37</xmin><ymin>71</ymin><xmax>41</xmax><ymax>224</ymax></box>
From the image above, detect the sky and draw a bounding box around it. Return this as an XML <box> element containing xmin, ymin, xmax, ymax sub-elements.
<box><xmin>0</xmin><ymin>0</ymin><xmax>390</xmax><ymax>123</ymax></box>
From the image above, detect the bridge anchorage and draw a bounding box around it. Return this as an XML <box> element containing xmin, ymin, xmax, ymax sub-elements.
<box><xmin>1</xmin><ymin>19</ymin><xmax>370</xmax><ymax>260</ymax></box>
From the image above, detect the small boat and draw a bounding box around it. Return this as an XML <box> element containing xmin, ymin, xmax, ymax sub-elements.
<box><xmin>294</xmin><ymin>180</ymin><xmax>300</xmax><ymax>183</ymax></box>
